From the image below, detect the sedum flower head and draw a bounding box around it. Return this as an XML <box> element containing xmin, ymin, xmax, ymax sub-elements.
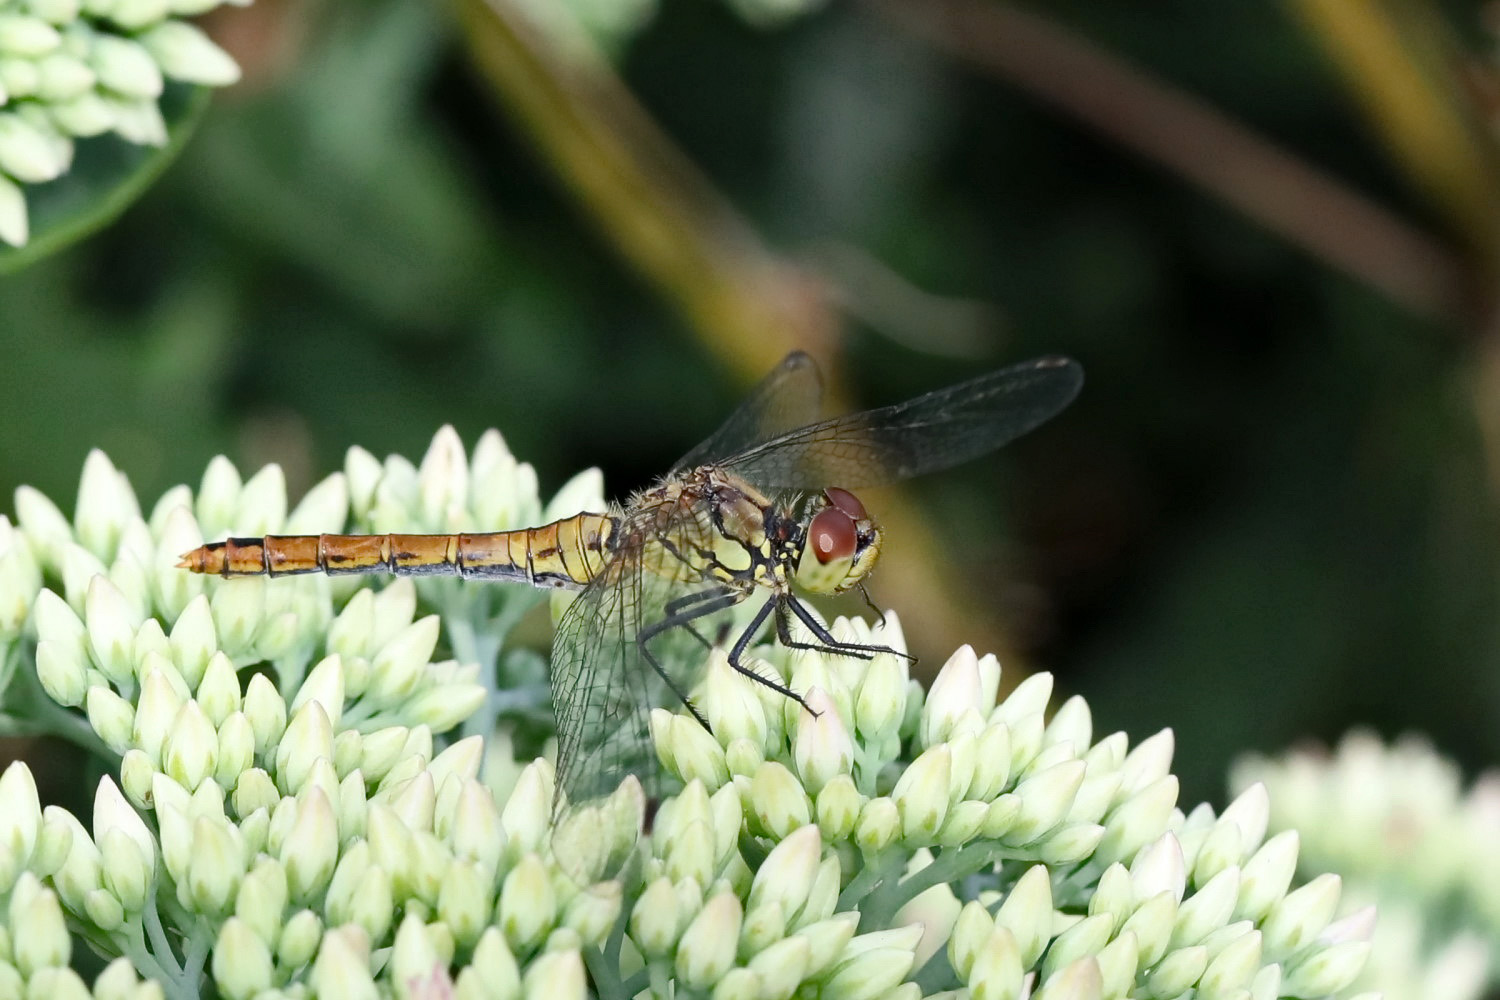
<box><xmin>0</xmin><ymin>430</ymin><xmax>1370</xmax><ymax>999</ymax></box>
<box><xmin>1235</xmin><ymin>729</ymin><xmax>1497</xmax><ymax>1000</ymax></box>
<box><xmin>0</xmin><ymin>0</ymin><xmax>243</xmax><ymax>246</ymax></box>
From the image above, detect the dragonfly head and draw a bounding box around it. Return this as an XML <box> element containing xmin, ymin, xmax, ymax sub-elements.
<box><xmin>796</xmin><ymin>487</ymin><xmax>882</xmax><ymax>594</ymax></box>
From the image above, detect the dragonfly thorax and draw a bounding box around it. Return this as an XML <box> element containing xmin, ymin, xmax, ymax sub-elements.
<box><xmin>794</xmin><ymin>487</ymin><xmax>882</xmax><ymax>594</ymax></box>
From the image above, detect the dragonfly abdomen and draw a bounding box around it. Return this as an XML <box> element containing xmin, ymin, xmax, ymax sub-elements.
<box><xmin>178</xmin><ymin>513</ymin><xmax>617</xmax><ymax>589</ymax></box>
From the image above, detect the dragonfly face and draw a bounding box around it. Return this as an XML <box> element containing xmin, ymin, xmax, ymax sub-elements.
<box><xmin>793</xmin><ymin>487</ymin><xmax>882</xmax><ymax>595</ymax></box>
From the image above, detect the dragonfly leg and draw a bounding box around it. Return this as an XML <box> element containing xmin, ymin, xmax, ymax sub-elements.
<box><xmin>721</xmin><ymin>598</ymin><xmax>817</xmax><ymax>716</ymax></box>
<box><xmin>637</xmin><ymin>587</ymin><xmax>746</xmax><ymax>733</ymax></box>
<box><xmin>662</xmin><ymin>586</ymin><xmax>734</xmax><ymax>649</ymax></box>
<box><xmin>781</xmin><ymin>595</ymin><xmax>914</xmax><ymax>662</ymax></box>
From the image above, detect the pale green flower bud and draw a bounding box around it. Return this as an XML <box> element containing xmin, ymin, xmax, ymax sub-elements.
<box><xmin>10</xmin><ymin>876</ymin><xmax>67</xmax><ymax>975</ymax></box>
<box><xmin>675</xmin><ymin>890</ymin><xmax>741</xmax><ymax>990</ymax></box>
<box><xmin>85</xmin><ymin>575</ymin><xmax>136</xmax><ymax>683</ymax></box>
<box><xmin>390</xmin><ymin>913</ymin><xmax>445</xmax><ymax>996</ymax></box>
<box><xmin>662</xmin><ymin>819</ymin><xmax>716</xmax><ymax>888</ymax></box>
<box><xmin>653</xmin><ymin>710</ymin><xmax>730</xmax><ymax>790</ymax></box>
<box><xmin>560</xmin><ymin>880</ymin><xmax>619</xmax><ymax>948</ymax></box>
<box><xmin>1037</xmin><ymin>823</ymin><xmax>1105</xmax><ymax>865</ymax></box>
<box><xmin>1093</xmin><ymin>931</ymin><xmax>1138</xmax><ymax>999</ymax></box>
<box><xmin>994</xmin><ymin>865</ymin><xmax>1053</xmax><ymax>969</ymax></box>
<box><xmin>1198</xmin><ymin>927</ymin><xmax>1261</xmax><ymax>995</ymax></box>
<box><xmin>500</xmin><ymin>853</ymin><xmax>556</xmax><ymax>954</ymax></box>
<box><xmin>368</xmin><ymin>615</ymin><xmax>439</xmax><ymax>706</ymax></box>
<box><xmin>390</xmin><ymin>770</ymin><xmax>436</xmax><ymax>834</ymax></box>
<box><xmin>630</xmin><ymin>877</ymin><xmax>681</xmax><ymax>958</ymax></box>
<box><xmin>965</xmin><ymin>926</ymin><xmax>1026</xmax><ymax>1000</ymax></box>
<box><xmin>1005</xmin><ymin>760</ymin><xmax>1084</xmax><ymax>845</ymax></box>
<box><xmin>0</xmin><ymin>164</ymin><xmax>26</xmax><ymax>246</ymax></box>
<box><xmin>234</xmin><ymin>856</ymin><xmax>287</xmax><ymax>947</ymax></box>
<box><xmin>921</xmin><ymin>645</ymin><xmax>986</xmax><ymax>748</ymax></box>
<box><xmin>948</xmin><ymin>900</ymin><xmax>992</xmax><ymax>981</ymax></box>
<box><xmin>744</xmin><ymin>935</ymin><xmax>809</xmax><ymax>998</ymax></box>
<box><xmin>185</xmin><ymin>815</ymin><xmax>242</xmax><ymax>915</ymax></box>
<box><xmin>822</xmin><ymin>925</ymin><xmax>921</xmax><ymax>1000</ymax></box>
<box><xmin>792</xmin><ymin>911</ymin><xmax>858</xmax><ymax>978</ymax></box>
<box><xmin>1188</xmin><ymin>816</ymin><xmax>1242</xmax><ymax>885</ymax></box>
<box><xmin>337</xmin><ymin>769</ymin><xmax>368</xmax><ymax>842</ymax></box>
<box><xmin>520</xmin><ymin>948</ymin><xmax>585</xmax><ymax>1000</ymax></box>
<box><xmin>91</xmin><ymin>958</ymin><xmax>144</xmax><ymax>1000</ymax></box>
<box><xmin>133</xmin><ymin>19</ymin><xmax>236</xmax><ymax>84</ymax></box>
<box><xmin>1096</xmin><ymin>776</ymin><xmax>1178</xmax><ymax>866</ymax></box>
<box><xmin>193</xmin><ymin>651</ymin><xmax>240</xmax><ymax>727</ymax></box>
<box><xmin>700</xmin><ymin>649</ymin><xmax>768</xmax><ymax>749</ymax></box>
<box><xmin>437</xmin><ymin>858</ymin><xmax>491</xmax><ymax>945</ymax></box>
<box><xmin>993</xmin><ymin>670</ymin><xmax>1052</xmax><ymax>728</ymax></box>
<box><xmin>162</xmin><ymin>699</ymin><xmax>218</xmax><ymax>791</ymax></box>
<box><xmin>891</xmin><ymin>744</ymin><xmax>952</xmax><ymax>841</ymax></box>
<box><xmin>854</xmin><ymin>796</ymin><xmax>900</xmax><ymax>854</ymax></box>
<box><xmin>449</xmin><ymin>779</ymin><xmax>504</xmax><ymax>874</ymax></box>
<box><xmin>746</xmin><ymin>761</ymin><xmax>811</xmax><ymax>839</ymax></box>
<box><xmin>416</xmin><ymin>426</ymin><xmax>469</xmax><ymax>529</ymax></box>
<box><xmin>154</xmin><ymin>803</ymin><xmax>191</xmax><ymax>886</ymax></box>
<box><xmin>1118</xmin><ymin>728</ymin><xmax>1174</xmax><ymax>798</ymax></box>
<box><xmin>15</xmin><ymin>486</ymin><xmax>72</xmax><ymax>566</ymax></box>
<box><xmin>407</xmin><ymin>682</ymin><xmax>485</xmax><ymax>735</ymax></box>
<box><xmin>0</xmin><ymin>528</ymin><xmax>40</xmax><ymax>639</ymax></box>
<box><xmin>724</xmin><ymin>736</ymin><xmax>764</xmax><ymax>778</ymax></box>
<box><xmin>1041</xmin><ymin>913</ymin><xmax>1111</xmax><ymax>981</ymax></box>
<box><xmin>82</xmin><ymin>885</ymin><xmax>124</xmax><ymax>929</ymax></box>
<box><xmin>92</xmin><ymin>778</ymin><xmax>153</xmax><ymax>909</ymax></box>
<box><xmin>49</xmin><ymin>807</ymin><xmax>102</xmax><ymax>913</ymax></box>
<box><xmin>150</xmin><ymin>506</ymin><xmax>203</xmax><ymax>619</ymax></box>
<box><xmin>739</xmin><ymin>897</ymin><xmax>785</xmax><ymax>957</ymax></box>
<box><xmin>814</xmin><ymin>774</ymin><xmax>861</xmax><ymax>841</ymax></box>
<box><xmin>1260</xmin><ymin>872</ymin><xmax>1340</xmax><ymax>960</ymax></box>
<box><xmin>463</xmin><ymin>927</ymin><xmax>520</xmax><ymax>1000</ymax></box>
<box><xmin>0</xmin><ymin>762</ymin><xmax>41</xmax><ymax>890</ymax></box>
<box><xmin>0</xmin><ymin>109</ymin><xmax>65</xmax><ymax>181</ymax></box>
<box><xmin>792</xmin><ymin>687</ymin><xmax>853</xmax><ymax>795</ymax></box>
<box><xmin>1121</xmin><ymin>891</ymin><xmax>1177</xmax><ymax>968</ymax></box>
<box><xmin>852</xmin><ymin>648</ymin><xmax>907</xmax><ymax>741</ymax></box>
<box><xmin>1219</xmin><ymin>780</ymin><xmax>1268</xmax><ymax>854</ymax></box>
<box><xmin>286</xmin><ymin>654</ymin><xmax>344</xmax><ymax>730</ymax></box>
<box><xmin>1171</xmin><ymin>866</ymin><xmax>1239</xmax><ymax>949</ymax></box>
<box><xmin>231</xmin><ymin>464</ymin><xmax>285</xmax><ymax>536</ymax></box>
<box><xmin>229</xmin><ymin>768</ymin><xmax>277</xmax><ymax>821</ymax></box>
<box><xmin>34</xmin><ymin>638</ymin><xmax>88</xmax><ymax>707</ymax></box>
<box><xmin>274</xmin><ymin>701</ymin><xmax>333</xmax><ymax>795</ymax></box>
<box><xmin>279</xmin><ymin>787</ymin><xmax>337</xmax><ymax>902</ymax></box>
<box><xmin>310</xmin><ymin>925</ymin><xmax>377</xmax><ymax>1000</ymax></box>
<box><xmin>72</xmin><ymin>450</ymin><xmax>134</xmax><ymax>558</ymax></box>
<box><xmin>165</xmin><ymin>595</ymin><xmax>214</xmax><ymax>686</ymax></box>
<box><xmin>1234</xmin><ymin>829</ymin><xmax>1298</xmax><ymax>924</ymax></box>
<box><xmin>747</xmin><ymin>824</ymin><xmax>821</xmax><ymax>923</ymax></box>
<box><xmin>214</xmin><ymin>712</ymin><xmax>255</xmax><ymax>788</ymax></box>
<box><xmin>60</xmin><ymin>544</ymin><xmax>106</xmax><ymax>610</ymax></box>
<box><xmin>1033</xmin><ymin>955</ymin><xmax>1100</xmax><ymax>1000</ymax></box>
<box><xmin>1130</xmin><ymin>832</ymin><xmax>1185</xmax><ymax>903</ymax></box>
<box><xmin>279</xmin><ymin>907</ymin><xmax>323</xmax><ymax>969</ymax></box>
<box><xmin>499</xmin><ymin>760</ymin><xmax>551</xmax><ymax>857</ymax></box>
<box><xmin>243</xmin><ymin>668</ymin><xmax>286</xmax><ymax>755</ymax></box>
<box><xmin>210</xmin><ymin>917</ymin><xmax>272</xmax><ymax>1000</ymax></box>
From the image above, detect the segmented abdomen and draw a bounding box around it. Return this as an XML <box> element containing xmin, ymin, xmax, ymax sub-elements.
<box><xmin>178</xmin><ymin>512</ymin><xmax>617</xmax><ymax>590</ymax></box>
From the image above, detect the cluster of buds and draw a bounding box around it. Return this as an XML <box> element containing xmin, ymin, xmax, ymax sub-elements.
<box><xmin>0</xmin><ymin>428</ymin><xmax>1377</xmax><ymax>998</ymax></box>
<box><xmin>0</xmin><ymin>0</ymin><xmax>243</xmax><ymax>246</ymax></box>
<box><xmin>1235</xmin><ymin>731</ymin><xmax>1496</xmax><ymax>1000</ymax></box>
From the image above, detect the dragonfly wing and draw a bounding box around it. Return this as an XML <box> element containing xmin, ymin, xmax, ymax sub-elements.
<box><xmin>670</xmin><ymin>351</ymin><xmax>825</xmax><ymax>476</ymax></box>
<box><xmin>717</xmin><ymin>356</ymin><xmax>1083</xmax><ymax>489</ymax></box>
<box><xmin>547</xmin><ymin>514</ymin><xmax>735</xmax><ymax>880</ymax></box>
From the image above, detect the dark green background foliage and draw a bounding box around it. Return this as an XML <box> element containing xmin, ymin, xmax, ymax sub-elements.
<box><xmin>0</xmin><ymin>0</ymin><xmax>1490</xmax><ymax>805</ymax></box>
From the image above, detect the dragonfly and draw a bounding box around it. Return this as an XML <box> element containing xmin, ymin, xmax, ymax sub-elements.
<box><xmin>180</xmin><ymin>352</ymin><xmax>1083</xmax><ymax>874</ymax></box>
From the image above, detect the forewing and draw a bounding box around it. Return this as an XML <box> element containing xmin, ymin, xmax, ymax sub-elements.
<box><xmin>670</xmin><ymin>351</ymin><xmax>825</xmax><ymax>475</ymax></box>
<box><xmin>717</xmin><ymin>356</ymin><xmax>1083</xmax><ymax>489</ymax></box>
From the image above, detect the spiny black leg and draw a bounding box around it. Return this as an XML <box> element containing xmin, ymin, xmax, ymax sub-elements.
<box><xmin>663</xmin><ymin>586</ymin><xmax>732</xmax><ymax>649</ymax></box>
<box><xmin>637</xmin><ymin>588</ymin><xmax>745</xmax><ymax>732</ymax></box>
<box><xmin>724</xmin><ymin>598</ymin><xmax>816</xmax><ymax>715</ymax></box>
<box><xmin>786</xmin><ymin>595</ymin><xmax>915</xmax><ymax>662</ymax></box>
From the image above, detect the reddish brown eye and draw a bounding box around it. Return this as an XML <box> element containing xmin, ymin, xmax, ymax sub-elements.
<box><xmin>824</xmin><ymin>487</ymin><xmax>867</xmax><ymax>520</ymax></box>
<box><xmin>809</xmin><ymin>507</ymin><xmax>857</xmax><ymax>564</ymax></box>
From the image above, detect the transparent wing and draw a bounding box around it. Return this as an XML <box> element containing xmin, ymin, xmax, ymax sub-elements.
<box><xmin>670</xmin><ymin>351</ymin><xmax>825</xmax><ymax>476</ymax></box>
<box><xmin>716</xmin><ymin>356</ymin><xmax>1083</xmax><ymax>489</ymax></box>
<box><xmin>547</xmin><ymin>511</ymin><xmax>735</xmax><ymax>880</ymax></box>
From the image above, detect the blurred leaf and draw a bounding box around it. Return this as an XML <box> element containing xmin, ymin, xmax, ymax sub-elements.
<box><xmin>0</xmin><ymin>86</ymin><xmax>211</xmax><ymax>275</ymax></box>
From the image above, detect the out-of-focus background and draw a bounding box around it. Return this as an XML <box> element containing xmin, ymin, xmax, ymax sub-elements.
<box><xmin>1</xmin><ymin>0</ymin><xmax>1496</xmax><ymax>810</ymax></box>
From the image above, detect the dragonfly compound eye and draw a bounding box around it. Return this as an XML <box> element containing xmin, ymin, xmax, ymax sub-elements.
<box><xmin>823</xmin><ymin>487</ymin><xmax>868</xmax><ymax>520</ymax></box>
<box><xmin>809</xmin><ymin>507</ymin><xmax>858</xmax><ymax>564</ymax></box>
